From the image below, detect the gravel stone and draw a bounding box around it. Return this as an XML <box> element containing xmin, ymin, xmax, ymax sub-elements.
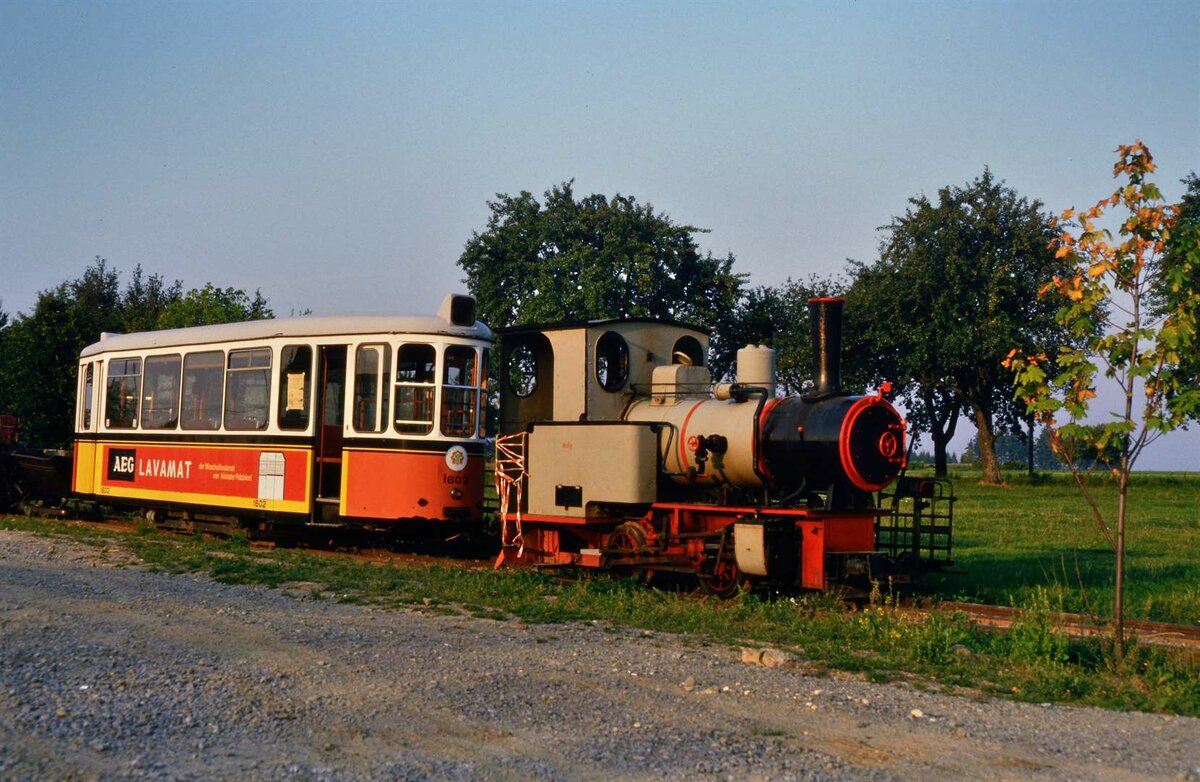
<box><xmin>1</xmin><ymin>529</ymin><xmax>1197</xmax><ymax>780</ymax></box>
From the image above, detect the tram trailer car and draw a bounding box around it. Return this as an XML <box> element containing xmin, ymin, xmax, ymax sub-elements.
<box><xmin>493</xmin><ymin>297</ymin><xmax>907</xmax><ymax>595</ymax></box>
<box><xmin>71</xmin><ymin>294</ymin><xmax>491</xmax><ymax>533</ymax></box>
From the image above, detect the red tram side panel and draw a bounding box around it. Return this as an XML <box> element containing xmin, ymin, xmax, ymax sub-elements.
<box><xmin>93</xmin><ymin>442</ymin><xmax>311</xmax><ymax>515</ymax></box>
<box><xmin>341</xmin><ymin>444</ymin><xmax>484</xmax><ymax>520</ymax></box>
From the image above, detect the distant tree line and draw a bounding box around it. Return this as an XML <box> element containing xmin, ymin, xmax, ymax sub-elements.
<box><xmin>0</xmin><ymin>258</ymin><xmax>271</xmax><ymax>446</ymax></box>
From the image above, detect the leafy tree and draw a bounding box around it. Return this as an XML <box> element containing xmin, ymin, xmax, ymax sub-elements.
<box><xmin>716</xmin><ymin>276</ymin><xmax>844</xmax><ymax>391</ymax></box>
<box><xmin>1154</xmin><ymin>172</ymin><xmax>1200</xmax><ymax>407</ymax></box>
<box><xmin>123</xmin><ymin>265</ymin><xmax>184</xmax><ymax>332</ymax></box>
<box><xmin>1007</xmin><ymin>141</ymin><xmax>1200</xmax><ymax>658</ymax></box>
<box><xmin>1052</xmin><ymin>424</ymin><xmax>1124</xmax><ymax>470</ymax></box>
<box><xmin>850</xmin><ymin>170</ymin><xmax>1071</xmax><ymax>482</ymax></box>
<box><xmin>0</xmin><ymin>258</ymin><xmax>272</xmax><ymax>446</ymax></box>
<box><xmin>156</xmin><ymin>283</ymin><xmax>271</xmax><ymax>329</ymax></box>
<box><xmin>844</xmin><ymin>259</ymin><xmax>962</xmax><ymax>478</ymax></box>
<box><xmin>457</xmin><ymin>181</ymin><xmax>745</xmax><ymax>364</ymax></box>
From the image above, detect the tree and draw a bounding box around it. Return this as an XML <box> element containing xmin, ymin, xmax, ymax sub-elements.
<box><xmin>1155</xmin><ymin>172</ymin><xmax>1200</xmax><ymax>409</ymax></box>
<box><xmin>457</xmin><ymin>181</ymin><xmax>745</xmax><ymax>362</ymax></box>
<box><xmin>0</xmin><ymin>259</ymin><xmax>273</xmax><ymax>446</ymax></box>
<box><xmin>1007</xmin><ymin>141</ymin><xmax>1200</xmax><ymax>658</ymax></box>
<box><xmin>715</xmin><ymin>276</ymin><xmax>843</xmax><ymax>391</ymax></box>
<box><xmin>844</xmin><ymin>258</ymin><xmax>962</xmax><ymax>478</ymax></box>
<box><xmin>123</xmin><ymin>265</ymin><xmax>184</xmax><ymax>332</ymax></box>
<box><xmin>157</xmin><ymin>283</ymin><xmax>271</xmax><ymax>329</ymax></box>
<box><xmin>851</xmin><ymin>170</ymin><xmax>1072</xmax><ymax>482</ymax></box>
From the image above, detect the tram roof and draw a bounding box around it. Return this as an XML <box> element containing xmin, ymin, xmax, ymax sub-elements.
<box><xmin>80</xmin><ymin>314</ymin><xmax>492</xmax><ymax>358</ymax></box>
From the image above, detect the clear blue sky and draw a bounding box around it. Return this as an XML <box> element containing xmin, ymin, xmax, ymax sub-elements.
<box><xmin>2</xmin><ymin>0</ymin><xmax>1198</xmax><ymax>467</ymax></box>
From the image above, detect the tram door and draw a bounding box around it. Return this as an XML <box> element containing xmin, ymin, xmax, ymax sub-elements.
<box><xmin>314</xmin><ymin>346</ymin><xmax>347</xmax><ymax>518</ymax></box>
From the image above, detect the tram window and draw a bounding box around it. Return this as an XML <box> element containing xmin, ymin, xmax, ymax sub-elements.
<box><xmin>394</xmin><ymin>343</ymin><xmax>436</xmax><ymax>435</ymax></box>
<box><xmin>141</xmin><ymin>354</ymin><xmax>182</xmax><ymax>430</ymax></box>
<box><xmin>278</xmin><ymin>345</ymin><xmax>312</xmax><ymax>431</ymax></box>
<box><xmin>441</xmin><ymin>345</ymin><xmax>478</xmax><ymax>437</ymax></box>
<box><xmin>80</xmin><ymin>363</ymin><xmax>94</xmax><ymax>430</ymax></box>
<box><xmin>671</xmin><ymin>336</ymin><xmax>705</xmax><ymax>367</ymax></box>
<box><xmin>105</xmin><ymin>358</ymin><xmax>141</xmax><ymax>429</ymax></box>
<box><xmin>225</xmin><ymin>348</ymin><xmax>272</xmax><ymax>431</ymax></box>
<box><xmin>595</xmin><ymin>331</ymin><xmax>629</xmax><ymax>391</ymax></box>
<box><xmin>181</xmin><ymin>351</ymin><xmax>224</xmax><ymax>430</ymax></box>
<box><xmin>353</xmin><ymin>344</ymin><xmax>391</xmax><ymax>433</ymax></box>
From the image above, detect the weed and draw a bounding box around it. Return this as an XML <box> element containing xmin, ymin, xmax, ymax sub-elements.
<box><xmin>1004</xmin><ymin>588</ymin><xmax>1070</xmax><ymax>668</ymax></box>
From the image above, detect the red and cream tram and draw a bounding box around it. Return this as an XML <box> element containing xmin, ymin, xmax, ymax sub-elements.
<box><xmin>70</xmin><ymin>294</ymin><xmax>490</xmax><ymax>531</ymax></box>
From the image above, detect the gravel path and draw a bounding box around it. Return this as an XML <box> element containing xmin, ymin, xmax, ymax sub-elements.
<box><xmin>1</xmin><ymin>529</ymin><xmax>1197</xmax><ymax>781</ymax></box>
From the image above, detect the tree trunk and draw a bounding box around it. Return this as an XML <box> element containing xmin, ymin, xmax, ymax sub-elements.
<box><xmin>971</xmin><ymin>401</ymin><xmax>1003</xmax><ymax>484</ymax></box>
<box><xmin>931</xmin><ymin>429</ymin><xmax>952</xmax><ymax>477</ymax></box>
<box><xmin>1026</xmin><ymin>412</ymin><xmax>1035</xmax><ymax>478</ymax></box>
<box><xmin>920</xmin><ymin>387</ymin><xmax>960</xmax><ymax>479</ymax></box>
<box><xmin>1115</xmin><ymin>469</ymin><xmax>1127</xmax><ymax>660</ymax></box>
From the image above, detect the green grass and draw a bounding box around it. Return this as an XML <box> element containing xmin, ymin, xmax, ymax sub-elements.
<box><xmin>919</xmin><ymin>469</ymin><xmax>1200</xmax><ymax>625</ymax></box>
<box><xmin>2</xmin><ymin>509</ymin><xmax>1197</xmax><ymax>716</ymax></box>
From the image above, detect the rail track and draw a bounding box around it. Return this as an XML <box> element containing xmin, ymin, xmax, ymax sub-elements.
<box><xmin>912</xmin><ymin>601</ymin><xmax>1200</xmax><ymax>658</ymax></box>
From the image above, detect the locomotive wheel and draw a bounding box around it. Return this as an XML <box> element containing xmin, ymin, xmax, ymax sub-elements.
<box><xmin>604</xmin><ymin>521</ymin><xmax>656</xmax><ymax>584</ymax></box>
<box><xmin>697</xmin><ymin>531</ymin><xmax>741</xmax><ymax>599</ymax></box>
<box><xmin>605</xmin><ymin>521</ymin><xmax>649</xmax><ymax>561</ymax></box>
<box><xmin>698</xmin><ymin>557</ymin><xmax>741</xmax><ymax>599</ymax></box>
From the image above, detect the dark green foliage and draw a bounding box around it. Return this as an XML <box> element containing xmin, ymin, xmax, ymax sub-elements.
<box><xmin>457</xmin><ymin>181</ymin><xmax>745</xmax><ymax>366</ymax></box>
<box><xmin>1157</xmin><ymin>172</ymin><xmax>1200</xmax><ymax>419</ymax></box>
<box><xmin>0</xmin><ymin>257</ymin><xmax>273</xmax><ymax>446</ymax></box>
<box><xmin>846</xmin><ymin>170</ymin><xmax>1072</xmax><ymax>481</ymax></box>
<box><xmin>157</xmin><ymin>283</ymin><xmax>272</xmax><ymax>329</ymax></box>
<box><xmin>714</xmin><ymin>276</ymin><xmax>844</xmax><ymax>389</ymax></box>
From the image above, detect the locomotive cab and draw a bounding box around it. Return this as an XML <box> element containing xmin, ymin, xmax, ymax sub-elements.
<box><xmin>497</xmin><ymin>319</ymin><xmax>712</xmax><ymax>518</ymax></box>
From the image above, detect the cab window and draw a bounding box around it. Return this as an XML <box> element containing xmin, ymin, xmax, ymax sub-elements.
<box><xmin>595</xmin><ymin>331</ymin><xmax>629</xmax><ymax>391</ymax></box>
<box><xmin>79</xmin><ymin>363</ymin><xmax>94</xmax><ymax>430</ymax></box>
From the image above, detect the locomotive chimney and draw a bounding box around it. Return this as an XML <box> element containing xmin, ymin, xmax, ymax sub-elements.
<box><xmin>807</xmin><ymin>297</ymin><xmax>844</xmax><ymax>397</ymax></box>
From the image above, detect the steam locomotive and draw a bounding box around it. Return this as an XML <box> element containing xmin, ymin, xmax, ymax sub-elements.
<box><xmin>492</xmin><ymin>296</ymin><xmax>907</xmax><ymax>594</ymax></box>
<box><xmin>2</xmin><ymin>293</ymin><xmax>920</xmax><ymax>593</ymax></box>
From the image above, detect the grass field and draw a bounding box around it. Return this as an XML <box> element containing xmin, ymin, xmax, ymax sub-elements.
<box><xmin>1</xmin><ymin>470</ymin><xmax>1197</xmax><ymax>715</ymax></box>
<box><xmin>918</xmin><ymin>469</ymin><xmax>1200</xmax><ymax>625</ymax></box>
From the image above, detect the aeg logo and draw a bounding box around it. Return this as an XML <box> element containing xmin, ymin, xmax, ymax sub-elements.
<box><xmin>107</xmin><ymin>448</ymin><xmax>137</xmax><ymax>482</ymax></box>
